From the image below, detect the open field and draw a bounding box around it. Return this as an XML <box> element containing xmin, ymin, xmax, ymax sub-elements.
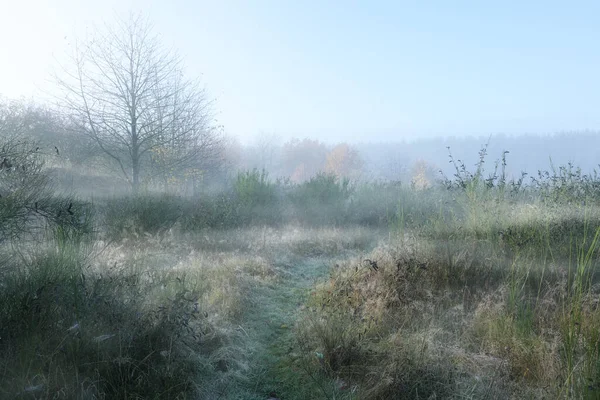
<box><xmin>1</xmin><ymin>4</ymin><xmax>599</xmax><ymax>399</ymax></box>
<box><xmin>2</xmin><ymin>161</ymin><xmax>600</xmax><ymax>399</ymax></box>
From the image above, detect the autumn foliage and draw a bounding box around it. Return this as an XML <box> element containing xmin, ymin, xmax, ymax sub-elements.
<box><xmin>281</xmin><ymin>138</ymin><xmax>328</xmax><ymax>182</ymax></box>
<box><xmin>325</xmin><ymin>143</ymin><xmax>364</xmax><ymax>179</ymax></box>
<box><xmin>281</xmin><ymin>139</ymin><xmax>363</xmax><ymax>182</ymax></box>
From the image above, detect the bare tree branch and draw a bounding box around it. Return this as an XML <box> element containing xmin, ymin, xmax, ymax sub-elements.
<box><xmin>53</xmin><ymin>13</ymin><xmax>222</xmax><ymax>192</ymax></box>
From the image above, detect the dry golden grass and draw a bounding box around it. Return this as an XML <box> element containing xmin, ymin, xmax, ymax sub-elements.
<box><xmin>293</xmin><ymin>210</ymin><xmax>600</xmax><ymax>399</ymax></box>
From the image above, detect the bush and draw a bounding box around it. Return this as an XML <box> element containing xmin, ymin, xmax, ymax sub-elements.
<box><xmin>289</xmin><ymin>173</ymin><xmax>352</xmax><ymax>225</ymax></box>
<box><xmin>102</xmin><ymin>194</ymin><xmax>183</xmax><ymax>239</ymax></box>
<box><xmin>233</xmin><ymin>169</ymin><xmax>280</xmax><ymax>225</ymax></box>
<box><xmin>343</xmin><ymin>181</ymin><xmax>401</xmax><ymax>226</ymax></box>
<box><xmin>532</xmin><ymin>162</ymin><xmax>600</xmax><ymax>204</ymax></box>
<box><xmin>181</xmin><ymin>192</ymin><xmax>237</xmax><ymax>230</ymax></box>
<box><xmin>0</xmin><ymin>246</ymin><xmax>219</xmax><ymax>399</ymax></box>
<box><xmin>0</xmin><ymin>137</ymin><xmax>55</xmax><ymax>240</ymax></box>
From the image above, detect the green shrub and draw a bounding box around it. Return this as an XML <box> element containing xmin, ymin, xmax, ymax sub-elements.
<box><xmin>103</xmin><ymin>194</ymin><xmax>183</xmax><ymax>239</ymax></box>
<box><xmin>345</xmin><ymin>181</ymin><xmax>401</xmax><ymax>226</ymax></box>
<box><xmin>0</xmin><ymin>137</ymin><xmax>68</xmax><ymax>242</ymax></box>
<box><xmin>233</xmin><ymin>169</ymin><xmax>280</xmax><ymax>225</ymax></box>
<box><xmin>289</xmin><ymin>173</ymin><xmax>352</xmax><ymax>225</ymax></box>
<box><xmin>181</xmin><ymin>192</ymin><xmax>238</xmax><ymax>230</ymax></box>
<box><xmin>532</xmin><ymin>161</ymin><xmax>600</xmax><ymax>204</ymax></box>
<box><xmin>49</xmin><ymin>197</ymin><xmax>96</xmax><ymax>250</ymax></box>
<box><xmin>0</xmin><ymin>247</ymin><xmax>217</xmax><ymax>399</ymax></box>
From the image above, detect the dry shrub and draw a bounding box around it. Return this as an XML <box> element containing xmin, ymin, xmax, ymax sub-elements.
<box><xmin>295</xmin><ymin>238</ymin><xmax>466</xmax><ymax>398</ymax></box>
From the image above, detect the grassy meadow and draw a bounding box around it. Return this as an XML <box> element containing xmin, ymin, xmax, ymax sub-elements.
<box><xmin>2</xmin><ymin>156</ymin><xmax>600</xmax><ymax>399</ymax></box>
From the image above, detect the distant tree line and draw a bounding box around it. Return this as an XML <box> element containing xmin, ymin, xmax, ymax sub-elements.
<box><xmin>1</xmin><ymin>12</ymin><xmax>598</xmax><ymax>196</ymax></box>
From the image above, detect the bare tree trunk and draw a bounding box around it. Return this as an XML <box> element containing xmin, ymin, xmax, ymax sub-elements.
<box><xmin>132</xmin><ymin>142</ymin><xmax>140</xmax><ymax>193</ymax></box>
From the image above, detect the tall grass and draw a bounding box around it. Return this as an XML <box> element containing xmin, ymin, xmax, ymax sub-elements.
<box><xmin>5</xmin><ymin>143</ymin><xmax>600</xmax><ymax>398</ymax></box>
<box><xmin>0</xmin><ymin>226</ymin><xmax>256</xmax><ymax>398</ymax></box>
<box><xmin>290</xmin><ymin>148</ymin><xmax>600</xmax><ymax>399</ymax></box>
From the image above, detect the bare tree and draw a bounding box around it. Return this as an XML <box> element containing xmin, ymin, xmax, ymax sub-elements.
<box><xmin>55</xmin><ymin>13</ymin><xmax>222</xmax><ymax>193</ymax></box>
<box><xmin>146</xmin><ymin>72</ymin><xmax>224</xmax><ymax>191</ymax></box>
<box><xmin>254</xmin><ymin>131</ymin><xmax>280</xmax><ymax>173</ymax></box>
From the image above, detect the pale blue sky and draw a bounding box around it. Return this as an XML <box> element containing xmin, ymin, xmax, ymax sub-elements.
<box><xmin>1</xmin><ymin>0</ymin><xmax>599</xmax><ymax>143</ymax></box>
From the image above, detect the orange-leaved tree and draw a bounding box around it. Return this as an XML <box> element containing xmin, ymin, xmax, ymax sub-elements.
<box><xmin>325</xmin><ymin>143</ymin><xmax>363</xmax><ymax>180</ymax></box>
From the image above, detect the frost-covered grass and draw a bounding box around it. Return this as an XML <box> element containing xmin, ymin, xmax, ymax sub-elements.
<box><xmin>0</xmin><ymin>222</ymin><xmax>380</xmax><ymax>399</ymax></box>
<box><xmin>293</xmin><ymin>197</ymin><xmax>600</xmax><ymax>399</ymax></box>
<box><xmin>4</xmin><ymin>154</ymin><xmax>600</xmax><ymax>399</ymax></box>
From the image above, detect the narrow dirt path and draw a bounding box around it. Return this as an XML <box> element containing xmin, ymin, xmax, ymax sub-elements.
<box><xmin>227</xmin><ymin>256</ymin><xmax>336</xmax><ymax>400</ymax></box>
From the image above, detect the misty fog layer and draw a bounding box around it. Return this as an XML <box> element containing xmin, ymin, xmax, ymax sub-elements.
<box><xmin>1</xmin><ymin>5</ymin><xmax>600</xmax><ymax>400</ymax></box>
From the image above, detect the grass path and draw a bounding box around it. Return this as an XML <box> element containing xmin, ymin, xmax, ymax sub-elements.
<box><xmin>227</xmin><ymin>255</ymin><xmax>347</xmax><ymax>400</ymax></box>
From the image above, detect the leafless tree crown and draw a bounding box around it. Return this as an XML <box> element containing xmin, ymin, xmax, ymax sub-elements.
<box><xmin>55</xmin><ymin>13</ymin><xmax>223</xmax><ymax>192</ymax></box>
